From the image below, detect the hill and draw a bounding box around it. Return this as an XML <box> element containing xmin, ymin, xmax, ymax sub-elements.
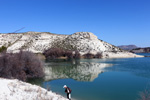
<box><xmin>118</xmin><ymin>45</ymin><xmax>138</xmax><ymax>50</ymax></box>
<box><xmin>0</xmin><ymin>32</ymin><xmax>143</xmax><ymax>58</ymax></box>
<box><xmin>130</xmin><ymin>47</ymin><xmax>150</xmax><ymax>53</ymax></box>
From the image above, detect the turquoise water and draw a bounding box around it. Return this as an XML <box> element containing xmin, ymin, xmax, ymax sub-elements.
<box><xmin>29</xmin><ymin>53</ymin><xmax>150</xmax><ymax>100</ymax></box>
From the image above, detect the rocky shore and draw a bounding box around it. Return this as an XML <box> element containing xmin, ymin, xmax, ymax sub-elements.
<box><xmin>0</xmin><ymin>78</ymin><xmax>67</xmax><ymax>100</ymax></box>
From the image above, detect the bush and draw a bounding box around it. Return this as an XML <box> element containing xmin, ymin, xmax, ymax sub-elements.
<box><xmin>83</xmin><ymin>52</ymin><xmax>102</xmax><ymax>59</ymax></box>
<box><xmin>65</xmin><ymin>50</ymin><xmax>73</xmax><ymax>59</ymax></box>
<box><xmin>43</xmin><ymin>48</ymin><xmax>103</xmax><ymax>59</ymax></box>
<box><xmin>43</xmin><ymin>48</ymin><xmax>64</xmax><ymax>59</ymax></box>
<box><xmin>0</xmin><ymin>46</ymin><xmax>7</xmax><ymax>53</ymax></box>
<box><xmin>138</xmin><ymin>88</ymin><xmax>150</xmax><ymax>100</ymax></box>
<box><xmin>95</xmin><ymin>52</ymin><xmax>102</xmax><ymax>58</ymax></box>
<box><xmin>43</xmin><ymin>48</ymin><xmax>81</xmax><ymax>59</ymax></box>
<box><xmin>73</xmin><ymin>51</ymin><xmax>81</xmax><ymax>59</ymax></box>
<box><xmin>0</xmin><ymin>51</ymin><xmax>44</xmax><ymax>81</ymax></box>
<box><xmin>83</xmin><ymin>53</ymin><xmax>95</xmax><ymax>59</ymax></box>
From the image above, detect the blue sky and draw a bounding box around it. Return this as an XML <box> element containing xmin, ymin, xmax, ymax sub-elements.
<box><xmin>0</xmin><ymin>0</ymin><xmax>150</xmax><ymax>47</ymax></box>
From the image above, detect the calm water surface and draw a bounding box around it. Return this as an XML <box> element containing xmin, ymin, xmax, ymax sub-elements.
<box><xmin>29</xmin><ymin>53</ymin><xmax>150</xmax><ymax>100</ymax></box>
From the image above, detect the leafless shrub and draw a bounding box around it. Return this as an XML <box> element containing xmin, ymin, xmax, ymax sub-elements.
<box><xmin>83</xmin><ymin>53</ymin><xmax>95</xmax><ymax>59</ymax></box>
<box><xmin>138</xmin><ymin>90</ymin><xmax>150</xmax><ymax>100</ymax></box>
<box><xmin>73</xmin><ymin>51</ymin><xmax>81</xmax><ymax>59</ymax></box>
<box><xmin>43</xmin><ymin>48</ymin><xmax>103</xmax><ymax>59</ymax></box>
<box><xmin>43</xmin><ymin>48</ymin><xmax>64</xmax><ymax>59</ymax></box>
<box><xmin>43</xmin><ymin>48</ymin><xmax>81</xmax><ymax>59</ymax></box>
<box><xmin>83</xmin><ymin>52</ymin><xmax>103</xmax><ymax>59</ymax></box>
<box><xmin>138</xmin><ymin>84</ymin><xmax>150</xmax><ymax>100</ymax></box>
<box><xmin>65</xmin><ymin>50</ymin><xmax>73</xmax><ymax>59</ymax></box>
<box><xmin>0</xmin><ymin>51</ymin><xmax>44</xmax><ymax>81</ymax></box>
<box><xmin>95</xmin><ymin>52</ymin><xmax>102</xmax><ymax>58</ymax></box>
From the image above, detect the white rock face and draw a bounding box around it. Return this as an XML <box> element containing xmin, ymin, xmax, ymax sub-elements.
<box><xmin>0</xmin><ymin>78</ymin><xmax>67</xmax><ymax>100</ymax></box>
<box><xmin>0</xmin><ymin>32</ymin><xmax>143</xmax><ymax>58</ymax></box>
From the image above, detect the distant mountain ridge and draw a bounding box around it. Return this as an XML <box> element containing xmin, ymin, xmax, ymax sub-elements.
<box><xmin>118</xmin><ymin>45</ymin><xmax>150</xmax><ymax>53</ymax></box>
<box><xmin>130</xmin><ymin>47</ymin><xmax>150</xmax><ymax>53</ymax></box>
<box><xmin>0</xmin><ymin>32</ymin><xmax>143</xmax><ymax>58</ymax></box>
<box><xmin>118</xmin><ymin>45</ymin><xmax>138</xmax><ymax>50</ymax></box>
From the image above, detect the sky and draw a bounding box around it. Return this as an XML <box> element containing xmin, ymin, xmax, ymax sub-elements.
<box><xmin>0</xmin><ymin>0</ymin><xmax>150</xmax><ymax>47</ymax></box>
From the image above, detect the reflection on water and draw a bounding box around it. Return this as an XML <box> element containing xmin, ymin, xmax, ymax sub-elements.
<box><xmin>44</xmin><ymin>59</ymin><xmax>113</xmax><ymax>82</ymax></box>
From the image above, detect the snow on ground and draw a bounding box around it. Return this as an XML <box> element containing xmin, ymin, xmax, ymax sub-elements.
<box><xmin>0</xmin><ymin>78</ymin><xmax>67</xmax><ymax>100</ymax></box>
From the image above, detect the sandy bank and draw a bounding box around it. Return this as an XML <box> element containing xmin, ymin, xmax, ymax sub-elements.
<box><xmin>102</xmin><ymin>52</ymin><xmax>144</xmax><ymax>58</ymax></box>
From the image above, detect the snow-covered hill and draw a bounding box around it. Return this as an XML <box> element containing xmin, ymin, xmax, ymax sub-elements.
<box><xmin>0</xmin><ymin>32</ymin><xmax>143</xmax><ymax>58</ymax></box>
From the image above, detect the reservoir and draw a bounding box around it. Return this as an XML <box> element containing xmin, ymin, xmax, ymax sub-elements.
<box><xmin>29</xmin><ymin>53</ymin><xmax>150</xmax><ymax>100</ymax></box>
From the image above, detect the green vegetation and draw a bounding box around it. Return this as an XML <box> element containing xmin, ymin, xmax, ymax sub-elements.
<box><xmin>0</xmin><ymin>46</ymin><xmax>7</xmax><ymax>52</ymax></box>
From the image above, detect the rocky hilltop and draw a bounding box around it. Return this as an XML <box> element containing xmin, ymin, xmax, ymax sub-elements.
<box><xmin>0</xmin><ymin>32</ymin><xmax>143</xmax><ymax>58</ymax></box>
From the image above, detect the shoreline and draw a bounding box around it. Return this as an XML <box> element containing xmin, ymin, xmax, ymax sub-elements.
<box><xmin>36</xmin><ymin>52</ymin><xmax>144</xmax><ymax>61</ymax></box>
<box><xmin>0</xmin><ymin>78</ymin><xmax>67</xmax><ymax>100</ymax></box>
<box><xmin>0</xmin><ymin>32</ymin><xmax>144</xmax><ymax>59</ymax></box>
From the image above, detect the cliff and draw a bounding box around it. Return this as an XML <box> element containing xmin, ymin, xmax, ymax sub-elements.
<box><xmin>0</xmin><ymin>32</ymin><xmax>143</xmax><ymax>58</ymax></box>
